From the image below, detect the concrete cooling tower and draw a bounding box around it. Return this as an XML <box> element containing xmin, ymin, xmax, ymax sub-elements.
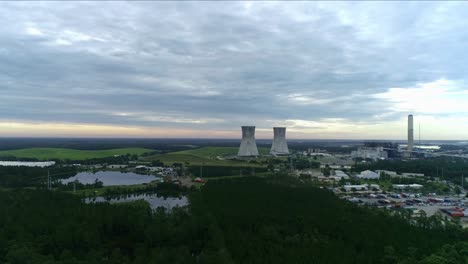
<box><xmin>408</xmin><ymin>115</ymin><xmax>414</xmax><ymax>152</ymax></box>
<box><xmin>270</xmin><ymin>127</ymin><xmax>289</xmax><ymax>155</ymax></box>
<box><xmin>238</xmin><ymin>126</ymin><xmax>259</xmax><ymax>156</ymax></box>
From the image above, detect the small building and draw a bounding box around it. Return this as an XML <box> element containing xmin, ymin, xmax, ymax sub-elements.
<box><xmin>308</xmin><ymin>148</ymin><xmax>323</xmax><ymax>154</ymax></box>
<box><xmin>356</xmin><ymin>170</ymin><xmax>380</xmax><ymax>179</ymax></box>
<box><xmin>320</xmin><ymin>165</ymin><xmax>351</xmax><ymax>169</ymax></box>
<box><xmin>108</xmin><ymin>164</ymin><xmax>128</xmax><ymax>169</ymax></box>
<box><xmin>334</xmin><ymin>170</ymin><xmax>349</xmax><ymax>180</ymax></box>
<box><xmin>402</xmin><ymin>173</ymin><xmax>425</xmax><ymax>177</ymax></box>
<box><xmin>194</xmin><ymin>177</ymin><xmax>205</xmax><ymax>183</ymax></box>
<box><xmin>162</xmin><ymin>167</ymin><xmax>178</xmax><ymax>177</ymax></box>
<box><xmin>393</xmin><ymin>184</ymin><xmax>423</xmax><ymax>189</ymax></box>
<box><xmin>146</xmin><ymin>166</ymin><xmax>164</xmax><ymax>172</ymax></box>
<box><xmin>375</xmin><ymin>170</ymin><xmax>397</xmax><ymax>177</ymax></box>
<box><xmin>343</xmin><ymin>185</ymin><xmax>368</xmax><ymax>191</ymax></box>
<box><xmin>317</xmin><ymin>176</ymin><xmax>336</xmax><ymax>183</ymax></box>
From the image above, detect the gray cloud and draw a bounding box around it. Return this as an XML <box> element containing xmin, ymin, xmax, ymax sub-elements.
<box><xmin>1</xmin><ymin>1</ymin><xmax>467</xmax><ymax>136</ymax></box>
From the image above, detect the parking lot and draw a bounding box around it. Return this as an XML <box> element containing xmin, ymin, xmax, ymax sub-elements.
<box><xmin>344</xmin><ymin>194</ymin><xmax>467</xmax><ymax>217</ymax></box>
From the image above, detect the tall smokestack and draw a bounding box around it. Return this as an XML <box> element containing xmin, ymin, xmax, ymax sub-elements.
<box><xmin>238</xmin><ymin>126</ymin><xmax>259</xmax><ymax>156</ymax></box>
<box><xmin>270</xmin><ymin>127</ymin><xmax>289</xmax><ymax>155</ymax></box>
<box><xmin>408</xmin><ymin>114</ymin><xmax>414</xmax><ymax>152</ymax></box>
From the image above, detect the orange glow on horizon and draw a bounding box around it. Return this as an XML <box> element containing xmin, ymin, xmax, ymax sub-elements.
<box><xmin>0</xmin><ymin>119</ymin><xmax>467</xmax><ymax>140</ymax></box>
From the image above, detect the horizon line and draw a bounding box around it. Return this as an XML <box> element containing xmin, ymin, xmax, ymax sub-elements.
<box><xmin>0</xmin><ymin>136</ymin><xmax>466</xmax><ymax>142</ymax></box>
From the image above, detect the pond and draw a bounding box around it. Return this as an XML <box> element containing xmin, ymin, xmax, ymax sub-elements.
<box><xmin>61</xmin><ymin>171</ymin><xmax>162</xmax><ymax>186</ymax></box>
<box><xmin>86</xmin><ymin>193</ymin><xmax>188</xmax><ymax>210</ymax></box>
<box><xmin>0</xmin><ymin>161</ymin><xmax>56</xmax><ymax>167</ymax></box>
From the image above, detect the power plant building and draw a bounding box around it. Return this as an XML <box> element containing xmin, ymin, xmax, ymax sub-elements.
<box><xmin>270</xmin><ymin>127</ymin><xmax>289</xmax><ymax>155</ymax></box>
<box><xmin>238</xmin><ymin>126</ymin><xmax>259</xmax><ymax>156</ymax></box>
<box><xmin>351</xmin><ymin>147</ymin><xmax>388</xmax><ymax>160</ymax></box>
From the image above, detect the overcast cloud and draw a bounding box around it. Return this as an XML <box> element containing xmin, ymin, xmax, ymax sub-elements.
<box><xmin>1</xmin><ymin>1</ymin><xmax>467</xmax><ymax>139</ymax></box>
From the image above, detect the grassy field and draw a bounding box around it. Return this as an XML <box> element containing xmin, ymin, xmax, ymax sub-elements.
<box><xmin>173</xmin><ymin>146</ymin><xmax>270</xmax><ymax>158</ymax></box>
<box><xmin>146</xmin><ymin>147</ymin><xmax>270</xmax><ymax>167</ymax></box>
<box><xmin>0</xmin><ymin>148</ymin><xmax>154</xmax><ymax>161</ymax></box>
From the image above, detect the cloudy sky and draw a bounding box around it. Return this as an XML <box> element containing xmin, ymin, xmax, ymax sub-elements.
<box><xmin>1</xmin><ymin>1</ymin><xmax>468</xmax><ymax>139</ymax></box>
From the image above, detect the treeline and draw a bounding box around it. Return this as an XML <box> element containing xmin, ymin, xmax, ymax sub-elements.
<box><xmin>54</xmin><ymin>179</ymin><xmax>104</xmax><ymax>191</ymax></box>
<box><xmin>0</xmin><ymin>153</ymin><xmax>141</xmax><ymax>165</ymax></box>
<box><xmin>292</xmin><ymin>157</ymin><xmax>320</xmax><ymax>170</ymax></box>
<box><xmin>0</xmin><ymin>166</ymin><xmax>77</xmax><ymax>188</ymax></box>
<box><xmin>189</xmin><ymin>165</ymin><xmax>268</xmax><ymax>178</ymax></box>
<box><xmin>353</xmin><ymin>157</ymin><xmax>468</xmax><ymax>186</ymax></box>
<box><xmin>100</xmin><ymin>182</ymin><xmax>190</xmax><ymax>198</ymax></box>
<box><xmin>0</xmin><ymin>155</ymin><xmax>41</xmax><ymax>161</ymax></box>
<box><xmin>57</xmin><ymin>154</ymin><xmax>138</xmax><ymax>165</ymax></box>
<box><xmin>0</xmin><ymin>138</ymin><xmax>199</xmax><ymax>151</ymax></box>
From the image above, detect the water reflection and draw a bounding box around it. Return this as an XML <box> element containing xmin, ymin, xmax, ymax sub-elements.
<box><xmin>61</xmin><ymin>171</ymin><xmax>162</xmax><ymax>186</ymax></box>
<box><xmin>86</xmin><ymin>193</ymin><xmax>188</xmax><ymax>210</ymax></box>
<box><xmin>0</xmin><ymin>161</ymin><xmax>55</xmax><ymax>167</ymax></box>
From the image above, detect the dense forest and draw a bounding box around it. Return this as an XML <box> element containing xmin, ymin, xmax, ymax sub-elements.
<box><xmin>0</xmin><ymin>176</ymin><xmax>466</xmax><ymax>263</ymax></box>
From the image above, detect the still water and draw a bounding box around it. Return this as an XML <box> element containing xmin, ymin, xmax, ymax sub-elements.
<box><xmin>0</xmin><ymin>161</ymin><xmax>56</xmax><ymax>167</ymax></box>
<box><xmin>61</xmin><ymin>171</ymin><xmax>162</xmax><ymax>186</ymax></box>
<box><xmin>86</xmin><ymin>193</ymin><xmax>188</xmax><ymax>210</ymax></box>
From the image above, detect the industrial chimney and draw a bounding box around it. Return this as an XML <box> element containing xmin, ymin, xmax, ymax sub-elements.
<box><xmin>238</xmin><ymin>126</ymin><xmax>259</xmax><ymax>156</ymax></box>
<box><xmin>270</xmin><ymin>127</ymin><xmax>289</xmax><ymax>155</ymax></box>
<box><xmin>407</xmin><ymin>114</ymin><xmax>414</xmax><ymax>152</ymax></box>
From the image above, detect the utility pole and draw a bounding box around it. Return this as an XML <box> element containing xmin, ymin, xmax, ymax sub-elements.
<box><xmin>462</xmin><ymin>174</ymin><xmax>464</xmax><ymax>190</ymax></box>
<box><xmin>419</xmin><ymin>123</ymin><xmax>421</xmax><ymax>147</ymax></box>
<box><xmin>289</xmin><ymin>156</ymin><xmax>294</xmax><ymax>172</ymax></box>
<box><xmin>200</xmin><ymin>163</ymin><xmax>203</xmax><ymax>178</ymax></box>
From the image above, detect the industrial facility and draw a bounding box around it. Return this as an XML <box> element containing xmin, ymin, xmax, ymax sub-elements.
<box><xmin>270</xmin><ymin>127</ymin><xmax>289</xmax><ymax>155</ymax></box>
<box><xmin>238</xmin><ymin>126</ymin><xmax>259</xmax><ymax>156</ymax></box>
<box><xmin>351</xmin><ymin>147</ymin><xmax>388</xmax><ymax>160</ymax></box>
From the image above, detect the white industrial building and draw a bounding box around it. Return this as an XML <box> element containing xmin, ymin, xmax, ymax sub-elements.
<box><xmin>334</xmin><ymin>170</ymin><xmax>349</xmax><ymax>179</ymax></box>
<box><xmin>351</xmin><ymin>147</ymin><xmax>388</xmax><ymax>160</ymax></box>
<box><xmin>343</xmin><ymin>183</ymin><xmax>381</xmax><ymax>192</ymax></box>
<box><xmin>238</xmin><ymin>126</ymin><xmax>259</xmax><ymax>156</ymax></box>
<box><xmin>270</xmin><ymin>127</ymin><xmax>289</xmax><ymax>155</ymax></box>
<box><xmin>375</xmin><ymin>170</ymin><xmax>398</xmax><ymax>177</ymax></box>
<box><xmin>356</xmin><ymin>170</ymin><xmax>380</xmax><ymax>179</ymax></box>
<box><xmin>343</xmin><ymin>185</ymin><xmax>368</xmax><ymax>191</ymax></box>
<box><xmin>402</xmin><ymin>172</ymin><xmax>425</xmax><ymax>177</ymax></box>
<box><xmin>393</xmin><ymin>184</ymin><xmax>423</xmax><ymax>189</ymax></box>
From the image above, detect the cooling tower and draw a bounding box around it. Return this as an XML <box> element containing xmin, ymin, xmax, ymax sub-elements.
<box><xmin>270</xmin><ymin>127</ymin><xmax>289</xmax><ymax>155</ymax></box>
<box><xmin>408</xmin><ymin>115</ymin><xmax>414</xmax><ymax>152</ymax></box>
<box><xmin>238</xmin><ymin>126</ymin><xmax>259</xmax><ymax>157</ymax></box>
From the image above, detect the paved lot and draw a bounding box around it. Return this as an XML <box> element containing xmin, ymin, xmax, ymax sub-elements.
<box><xmin>352</xmin><ymin>195</ymin><xmax>466</xmax><ymax>217</ymax></box>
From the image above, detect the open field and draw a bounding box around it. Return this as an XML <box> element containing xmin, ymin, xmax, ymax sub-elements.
<box><xmin>0</xmin><ymin>148</ymin><xmax>154</xmax><ymax>161</ymax></box>
<box><xmin>145</xmin><ymin>147</ymin><xmax>270</xmax><ymax>167</ymax></box>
